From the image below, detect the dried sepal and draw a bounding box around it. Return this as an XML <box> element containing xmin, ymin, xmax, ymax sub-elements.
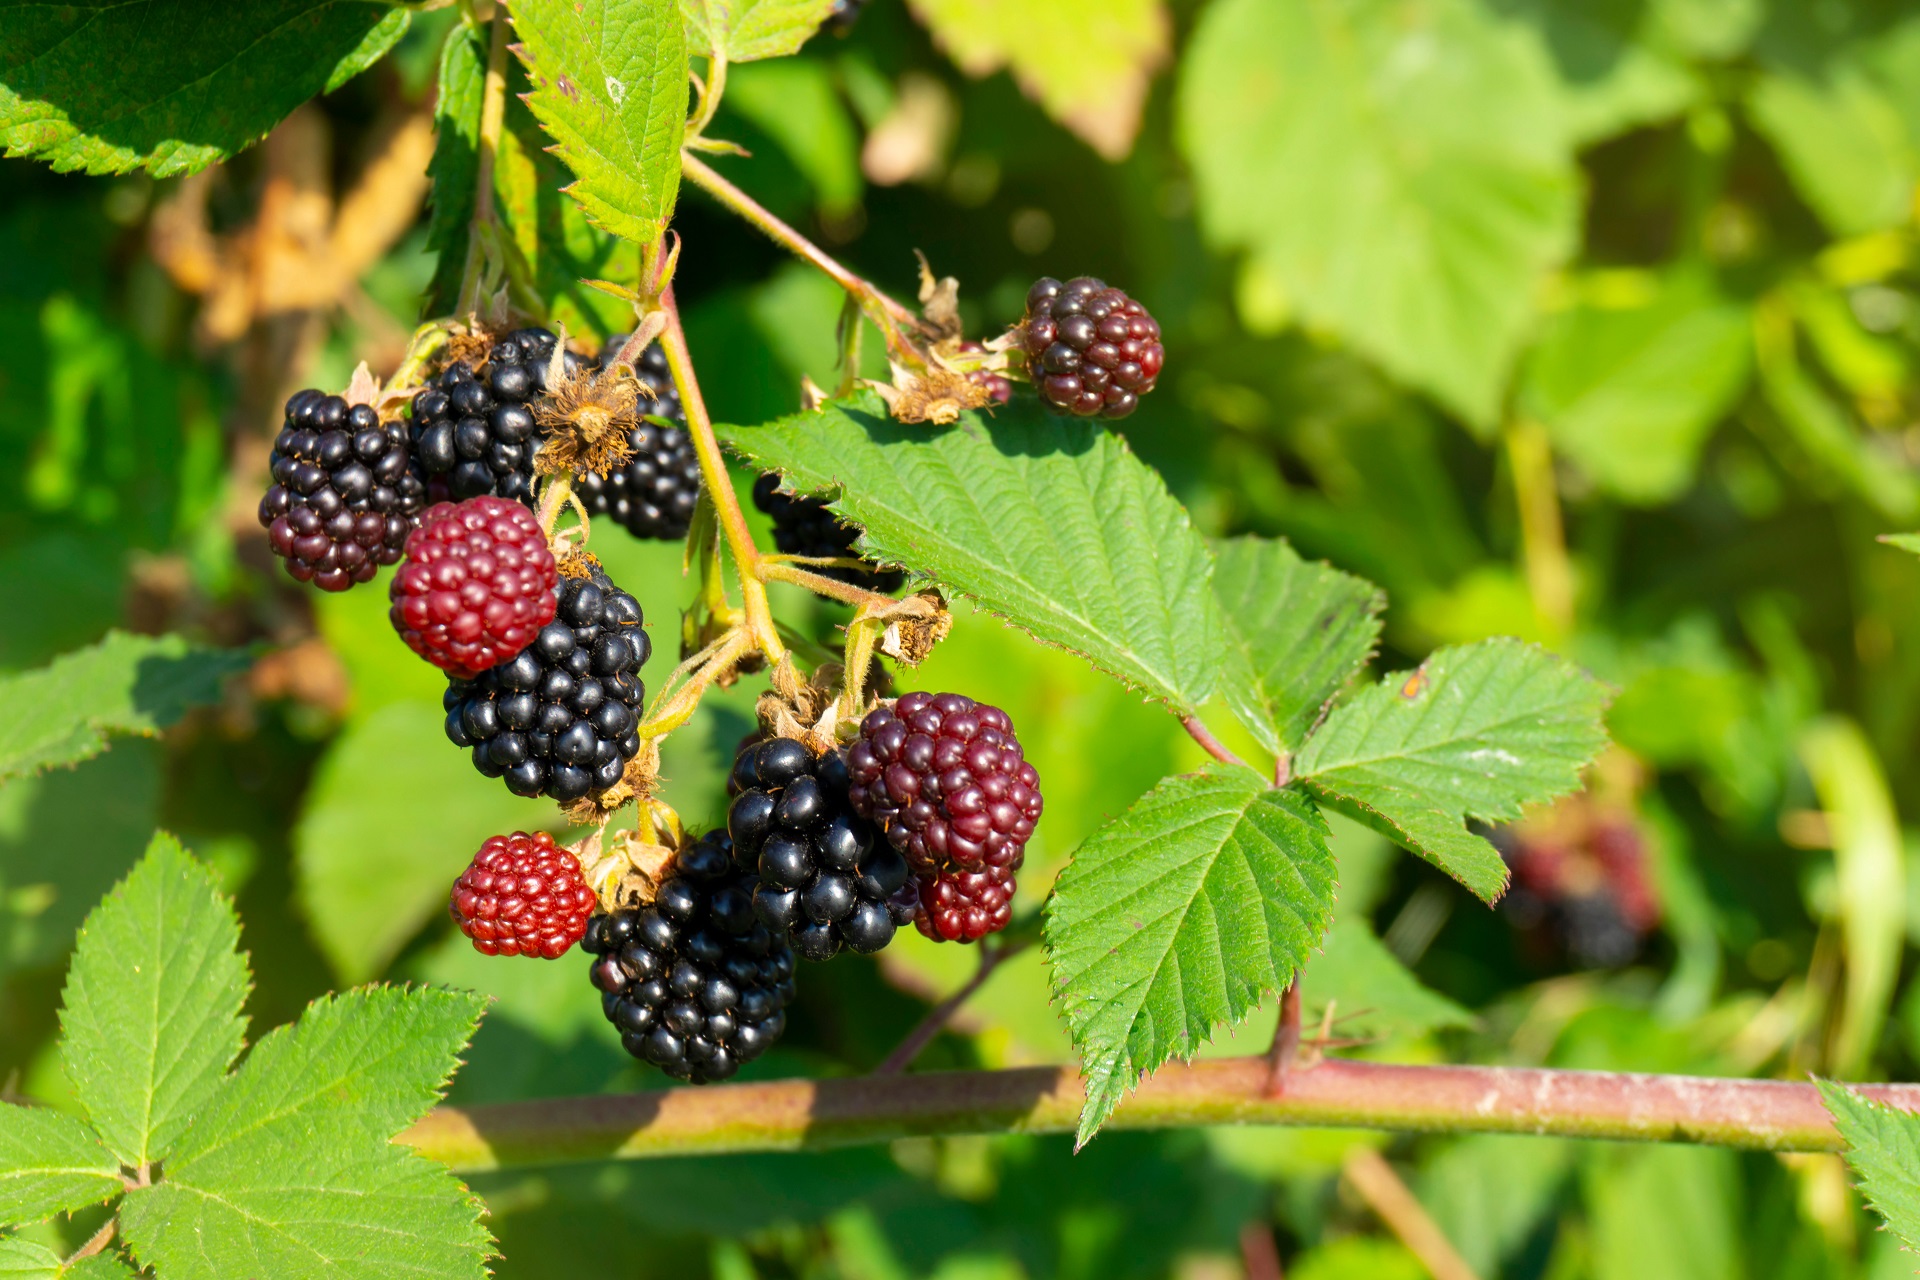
<box><xmin>867</xmin><ymin>590</ymin><xmax>952</xmax><ymax>667</ymax></box>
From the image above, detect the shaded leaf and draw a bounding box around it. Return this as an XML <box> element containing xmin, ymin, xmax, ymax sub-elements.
<box><xmin>1295</xmin><ymin>639</ymin><xmax>1610</xmax><ymax>901</ymax></box>
<box><xmin>1307</xmin><ymin>917</ymin><xmax>1474</xmax><ymax>1040</ymax></box>
<box><xmin>0</xmin><ymin>3</ymin><xmax>407</xmax><ymax>176</ymax></box>
<box><xmin>0</xmin><ymin>1105</ymin><xmax>121</xmax><ymax>1225</ymax></box>
<box><xmin>1418</xmin><ymin>1135</ymin><xmax>1573</xmax><ymax>1276</ymax></box>
<box><xmin>1179</xmin><ymin>0</ymin><xmax>1579</xmax><ymax>426</ymax></box>
<box><xmin>719</xmin><ymin>393</ymin><xmax>1220</xmax><ymax>712</ymax></box>
<box><xmin>1045</xmin><ymin>764</ymin><xmax>1337</xmax><ymax>1143</ymax></box>
<box><xmin>1211</xmin><ymin>536</ymin><xmax>1384</xmax><ymax>757</ymax></box>
<box><xmin>0</xmin><ymin>632</ymin><xmax>249</xmax><ymax>785</ymax></box>
<box><xmin>59</xmin><ymin>833</ymin><xmax>248</xmax><ymax>1168</ymax></box>
<box><xmin>907</xmin><ymin>0</ymin><xmax>1168</xmax><ymax>159</ymax></box>
<box><xmin>1821</xmin><ymin>1081</ymin><xmax>1920</xmax><ymax>1253</ymax></box>
<box><xmin>683</xmin><ymin>0</ymin><xmax>835</xmax><ymax>62</ymax></box>
<box><xmin>512</xmin><ymin>0</ymin><xmax>686</xmax><ymax>248</ymax></box>
<box><xmin>1495</xmin><ymin>0</ymin><xmax>1701</xmax><ymax>144</ymax></box>
<box><xmin>424</xmin><ymin>16</ymin><xmax>487</xmax><ymax>317</ymax></box>
<box><xmin>1587</xmin><ymin>1144</ymin><xmax>1741</xmax><ymax>1280</ymax></box>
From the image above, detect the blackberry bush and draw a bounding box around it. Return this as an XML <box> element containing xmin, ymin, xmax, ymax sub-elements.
<box><xmin>449</xmin><ymin>830</ymin><xmax>596</xmax><ymax>958</ymax></box>
<box><xmin>259</xmin><ymin>390</ymin><xmax>426</xmax><ymax>591</ymax></box>
<box><xmin>583</xmin><ymin>832</ymin><xmax>796</xmax><ymax>1083</ymax></box>
<box><xmin>576</xmin><ymin>341</ymin><xmax>701</xmax><ymax>540</ymax></box>
<box><xmin>410</xmin><ymin>327</ymin><xmax>589</xmax><ymax>506</ymax></box>
<box><xmin>726</xmin><ymin>736</ymin><xmax>916</xmax><ymax>962</ymax></box>
<box><xmin>751</xmin><ymin>472</ymin><xmax>905</xmax><ymax>592</ymax></box>
<box><xmin>389</xmin><ymin>496</ymin><xmax>559</xmax><ymax>679</ymax></box>
<box><xmin>444</xmin><ymin>561</ymin><xmax>650</xmax><ymax>802</ymax></box>
<box><xmin>1019</xmin><ymin>276</ymin><xmax>1163</xmax><ymax>419</ymax></box>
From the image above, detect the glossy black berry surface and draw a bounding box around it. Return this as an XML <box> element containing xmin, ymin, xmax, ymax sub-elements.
<box><xmin>750</xmin><ymin>473</ymin><xmax>904</xmax><ymax>593</ymax></box>
<box><xmin>1020</xmin><ymin>277</ymin><xmax>1163</xmax><ymax>419</ymax></box>
<box><xmin>727</xmin><ymin>737</ymin><xmax>915</xmax><ymax>962</ymax></box>
<box><xmin>410</xmin><ymin>328</ymin><xmax>590</xmax><ymax>507</ymax></box>
<box><xmin>444</xmin><ymin>563</ymin><xmax>650</xmax><ymax>802</ymax></box>
<box><xmin>583</xmin><ymin>832</ymin><xmax>795</xmax><ymax>1084</ymax></box>
<box><xmin>259</xmin><ymin>390</ymin><xmax>427</xmax><ymax>592</ymax></box>
<box><xmin>576</xmin><ymin>342</ymin><xmax>701</xmax><ymax>541</ymax></box>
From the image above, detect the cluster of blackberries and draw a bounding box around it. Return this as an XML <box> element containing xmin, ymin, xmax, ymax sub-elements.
<box><xmin>444</xmin><ymin>562</ymin><xmax>650</xmax><ymax>802</ymax></box>
<box><xmin>751</xmin><ymin>473</ymin><xmax>905</xmax><ymax>593</ymax></box>
<box><xmin>727</xmin><ymin>738</ymin><xmax>916</xmax><ymax>961</ymax></box>
<box><xmin>576</xmin><ymin>341</ymin><xmax>702</xmax><ymax>541</ymax></box>
<box><xmin>1498</xmin><ymin>807</ymin><xmax>1659</xmax><ymax>969</ymax></box>
<box><xmin>1019</xmin><ymin>277</ymin><xmax>1163</xmax><ymax>419</ymax></box>
<box><xmin>259</xmin><ymin>392</ymin><xmax>426</xmax><ymax>591</ymax></box>
<box><xmin>584</xmin><ymin>833</ymin><xmax>795</xmax><ymax>1083</ymax></box>
<box><xmin>410</xmin><ymin>328</ymin><xmax>585</xmax><ymax>507</ymax></box>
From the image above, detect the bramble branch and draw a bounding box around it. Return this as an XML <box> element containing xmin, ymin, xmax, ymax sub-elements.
<box><xmin>399</xmin><ymin>1057</ymin><xmax>1920</xmax><ymax>1172</ymax></box>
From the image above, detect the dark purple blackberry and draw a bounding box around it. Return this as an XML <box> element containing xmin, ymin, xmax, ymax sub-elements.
<box><xmin>259</xmin><ymin>392</ymin><xmax>427</xmax><ymax>592</ymax></box>
<box><xmin>410</xmin><ymin>328</ymin><xmax>590</xmax><ymax>507</ymax></box>
<box><xmin>1019</xmin><ymin>277</ymin><xmax>1163</xmax><ymax>419</ymax></box>
<box><xmin>726</xmin><ymin>737</ymin><xmax>915</xmax><ymax>963</ymax></box>
<box><xmin>750</xmin><ymin>473</ymin><xmax>905</xmax><ymax>593</ymax></box>
<box><xmin>444</xmin><ymin>563</ymin><xmax>650</xmax><ymax>802</ymax></box>
<box><xmin>577</xmin><ymin>341</ymin><xmax>701</xmax><ymax>541</ymax></box>
<box><xmin>583</xmin><ymin>832</ymin><xmax>795</xmax><ymax>1084</ymax></box>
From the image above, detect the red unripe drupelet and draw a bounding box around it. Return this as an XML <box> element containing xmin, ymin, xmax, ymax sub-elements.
<box><xmin>449</xmin><ymin>831</ymin><xmax>597</xmax><ymax>958</ymax></box>
<box><xmin>390</xmin><ymin>496</ymin><xmax>558</xmax><ymax>679</ymax></box>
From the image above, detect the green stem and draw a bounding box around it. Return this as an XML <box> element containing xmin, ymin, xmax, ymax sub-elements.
<box><xmin>456</xmin><ymin>3</ymin><xmax>513</xmax><ymax>318</ymax></box>
<box><xmin>1180</xmin><ymin>715</ymin><xmax>1247</xmax><ymax>770</ymax></box>
<box><xmin>399</xmin><ymin>1058</ymin><xmax>1917</xmax><ymax>1171</ymax></box>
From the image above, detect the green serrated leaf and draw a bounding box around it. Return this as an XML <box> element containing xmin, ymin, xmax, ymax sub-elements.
<box><xmin>1822</xmin><ymin>1081</ymin><xmax>1920</xmax><ymax>1253</ymax></box>
<box><xmin>719</xmin><ymin>394</ymin><xmax>1220</xmax><ymax>711</ymax></box>
<box><xmin>1295</xmin><ymin>639</ymin><xmax>1610</xmax><ymax>902</ymax></box>
<box><xmin>512</xmin><ymin>0</ymin><xmax>686</xmax><ymax>248</ymax></box>
<box><xmin>1211</xmin><ymin>536</ymin><xmax>1383</xmax><ymax>757</ymax></box>
<box><xmin>1045</xmin><ymin>764</ymin><xmax>1337</xmax><ymax>1144</ymax></box>
<box><xmin>683</xmin><ymin>0</ymin><xmax>835</xmax><ymax>61</ymax></box>
<box><xmin>0</xmin><ymin>2</ymin><xmax>407</xmax><ymax>177</ymax></box>
<box><xmin>0</xmin><ymin>1238</ymin><xmax>132</xmax><ymax>1280</ymax></box>
<box><xmin>0</xmin><ymin>633</ymin><xmax>250</xmax><ymax>786</ymax></box>
<box><xmin>424</xmin><ymin>18</ymin><xmax>488</xmax><ymax>317</ymax></box>
<box><xmin>60</xmin><ymin>1255</ymin><xmax>134</xmax><ymax>1280</ymax></box>
<box><xmin>0</xmin><ymin>1105</ymin><xmax>121</xmax><ymax>1225</ymax></box>
<box><xmin>1520</xmin><ymin>271</ymin><xmax>1751</xmax><ymax>504</ymax></box>
<box><xmin>1178</xmin><ymin>0</ymin><xmax>1579</xmax><ymax>426</ymax></box>
<box><xmin>60</xmin><ymin>833</ymin><xmax>248</xmax><ymax>1168</ymax></box>
<box><xmin>118</xmin><ymin>989</ymin><xmax>490</xmax><ymax>1280</ymax></box>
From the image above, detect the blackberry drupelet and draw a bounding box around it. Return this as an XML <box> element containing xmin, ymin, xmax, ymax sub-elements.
<box><xmin>1019</xmin><ymin>276</ymin><xmax>1163</xmax><ymax>419</ymax></box>
<box><xmin>726</xmin><ymin>737</ymin><xmax>916</xmax><ymax>962</ymax></box>
<box><xmin>845</xmin><ymin>692</ymin><xmax>1043</xmax><ymax>877</ymax></box>
<box><xmin>584</xmin><ymin>832</ymin><xmax>796</xmax><ymax>1083</ymax></box>
<box><xmin>410</xmin><ymin>327</ymin><xmax>590</xmax><ymax>506</ymax></box>
<box><xmin>259</xmin><ymin>390</ymin><xmax>426</xmax><ymax>591</ymax></box>
<box><xmin>390</xmin><ymin>496</ymin><xmax>558</xmax><ymax>679</ymax></box>
<box><xmin>750</xmin><ymin>472</ymin><xmax>905</xmax><ymax>593</ymax></box>
<box><xmin>576</xmin><ymin>341</ymin><xmax>702</xmax><ymax>541</ymax></box>
<box><xmin>449</xmin><ymin>831</ymin><xmax>597</xmax><ymax>958</ymax></box>
<box><xmin>915</xmin><ymin>862</ymin><xmax>1016</xmax><ymax>943</ymax></box>
<box><xmin>444</xmin><ymin>562</ymin><xmax>651</xmax><ymax>802</ymax></box>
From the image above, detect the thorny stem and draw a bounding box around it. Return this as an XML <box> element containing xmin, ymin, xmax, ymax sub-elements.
<box><xmin>1343</xmin><ymin>1147</ymin><xmax>1481</xmax><ymax>1280</ymax></box>
<box><xmin>656</xmin><ymin>284</ymin><xmax>785</xmax><ymax>664</ymax></box>
<box><xmin>1264</xmin><ymin>981</ymin><xmax>1302</xmax><ymax>1098</ymax></box>
<box><xmin>839</xmin><ymin>616</ymin><xmax>880</xmax><ymax>722</ymax></box>
<box><xmin>399</xmin><ymin>1058</ymin><xmax>1920</xmax><ymax>1171</ymax></box>
<box><xmin>761</xmin><ymin>560</ymin><xmax>900</xmax><ymax>612</ymax></box>
<box><xmin>1180</xmin><ymin>714</ymin><xmax>1248</xmax><ymax>770</ymax></box>
<box><xmin>635</xmin><ymin>627</ymin><xmax>755</xmax><ymax>739</ymax></box>
<box><xmin>534</xmin><ymin>473</ymin><xmax>575</xmax><ymax>538</ymax></box>
<box><xmin>680</xmin><ymin>153</ymin><xmax>919</xmax><ymax>335</ymax></box>
<box><xmin>67</xmin><ymin>1218</ymin><xmax>117</xmax><ymax>1264</ymax></box>
<box><xmin>456</xmin><ymin>2</ymin><xmax>513</xmax><ymax>317</ymax></box>
<box><xmin>872</xmin><ymin>938</ymin><xmax>1032</xmax><ymax>1076</ymax></box>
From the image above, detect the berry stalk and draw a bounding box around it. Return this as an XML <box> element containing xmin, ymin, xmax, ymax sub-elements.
<box><xmin>456</xmin><ymin>1</ymin><xmax>514</xmax><ymax>317</ymax></box>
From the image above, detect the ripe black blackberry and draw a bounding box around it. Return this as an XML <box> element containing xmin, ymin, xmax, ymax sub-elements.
<box><xmin>584</xmin><ymin>832</ymin><xmax>796</xmax><ymax>1083</ymax></box>
<box><xmin>444</xmin><ymin>562</ymin><xmax>651</xmax><ymax>802</ymax></box>
<box><xmin>411</xmin><ymin>327</ymin><xmax>590</xmax><ymax>506</ymax></box>
<box><xmin>259</xmin><ymin>391</ymin><xmax>426</xmax><ymax>591</ymax></box>
<box><xmin>750</xmin><ymin>473</ymin><xmax>905</xmax><ymax>593</ymax></box>
<box><xmin>576</xmin><ymin>340</ymin><xmax>701</xmax><ymax>541</ymax></box>
<box><xmin>726</xmin><ymin>737</ymin><xmax>915</xmax><ymax>962</ymax></box>
<box><xmin>1020</xmin><ymin>276</ymin><xmax>1163</xmax><ymax>419</ymax></box>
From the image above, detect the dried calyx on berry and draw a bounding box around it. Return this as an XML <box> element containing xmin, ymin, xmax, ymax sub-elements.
<box><xmin>1019</xmin><ymin>276</ymin><xmax>1163</xmax><ymax>420</ymax></box>
<box><xmin>390</xmin><ymin>496</ymin><xmax>558</xmax><ymax>679</ymax></box>
<box><xmin>260</xmin><ymin>391</ymin><xmax>426</xmax><ymax>591</ymax></box>
<box><xmin>585</xmin><ymin>831</ymin><xmax>796</xmax><ymax>1083</ymax></box>
<box><xmin>411</xmin><ymin>327</ymin><xmax>590</xmax><ymax>507</ymax></box>
<box><xmin>575</xmin><ymin>339</ymin><xmax>701</xmax><ymax>541</ymax></box>
<box><xmin>727</xmin><ymin>737</ymin><xmax>916</xmax><ymax>962</ymax></box>
<box><xmin>450</xmin><ymin>831</ymin><xmax>597</xmax><ymax>958</ymax></box>
<box><xmin>445</xmin><ymin>560</ymin><xmax>650</xmax><ymax>802</ymax></box>
<box><xmin>751</xmin><ymin>473</ymin><xmax>905</xmax><ymax>593</ymax></box>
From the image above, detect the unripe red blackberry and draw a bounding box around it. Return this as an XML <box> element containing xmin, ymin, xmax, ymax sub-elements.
<box><xmin>259</xmin><ymin>391</ymin><xmax>426</xmax><ymax>591</ymax></box>
<box><xmin>390</xmin><ymin>497</ymin><xmax>559</xmax><ymax>679</ymax></box>
<box><xmin>750</xmin><ymin>473</ymin><xmax>905</xmax><ymax>593</ymax></box>
<box><xmin>444</xmin><ymin>562</ymin><xmax>650</xmax><ymax>802</ymax></box>
<box><xmin>449</xmin><ymin>831</ymin><xmax>597</xmax><ymax>958</ymax></box>
<box><xmin>915</xmin><ymin>863</ymin><xmax>1016</xmax><ymax>943</ymax></box>
<box><xmin>957</xmin><ymin>340</ymin><xmax>1013</xmax><ymax>405</ymax></box>
<box><xmin>1020</xmin><ymin>277</ymin><xmax>1163</xmax><ymax>419</ymax></box>
<box><xmin>845</xmin><ymin>692</ymin><xmax>1043</xmax><ymax>876</ymax></box>
<box><xmin>576</xmin><ymin>342</ymin><xmax>701</xmax><ymax>541</ymax></box>
<box><xmin>726</xmin><ymin>737</ymin><xmax>915</xmax><ymax>962</ymax></box>
<box><xmin>411</xmin><ymin>328</ymin><xmax>590</xmax><ymax>507</ymax></box>
<box><xmin>583</xmin><ymin>831</ymin><xmax>796</xmax><ymax>1084</ymax></box>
